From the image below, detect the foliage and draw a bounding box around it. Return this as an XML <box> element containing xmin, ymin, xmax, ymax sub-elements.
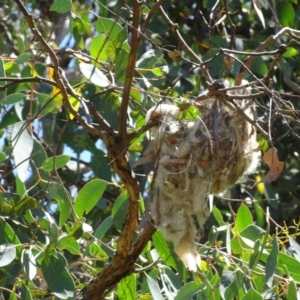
<box><xmin>0</xmin><ymin>0</ymin><xmax>300</xmax><ymax>299</ymax></box>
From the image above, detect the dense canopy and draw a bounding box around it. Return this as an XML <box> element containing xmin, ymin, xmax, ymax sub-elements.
<box><xmin>0</xmin><ymin>0</ymin><xmax>300</xmax><ymax>299</ymax></box>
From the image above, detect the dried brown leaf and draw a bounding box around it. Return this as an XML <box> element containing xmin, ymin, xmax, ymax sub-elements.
<box><xmin>168</xmin><ymin>49</ymin><xmax>181</xmax><ymax>60</ymax></box>
<box><xmin>263</xmin><ymin>147</ymin><xmax>284</xmax><ymax>183</ymax></box>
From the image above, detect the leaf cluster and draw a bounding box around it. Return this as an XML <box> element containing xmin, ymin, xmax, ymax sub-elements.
<box><xmin>0</xmin><ymin>0</ymin><xmax>300</xmax><ymax>299</ymax></box>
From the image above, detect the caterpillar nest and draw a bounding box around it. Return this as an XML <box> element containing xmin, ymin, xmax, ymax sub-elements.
<box><xmin>146</xmin><ymin>81</ymin><xmax>260</xmax><ymax>271</ymax></box>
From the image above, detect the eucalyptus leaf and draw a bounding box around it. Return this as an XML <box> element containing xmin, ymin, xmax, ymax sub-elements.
<box><xmin>74</xmin><ymin>179</ymin><xmax>108</xmax><ymax>217</ymax></box>
<box><xmin>21</xmin><ymin>248</ymin><xmax>37</xmax><ymax>280</ymax></box>
<box><xmin>79</xmin><ymin>63</ymin><xmax>110</xmax><ymax>87</ymax></box>
<box><xmin>41</xmin><ymin>155</ymin><xmax>70</xmax><ymax>171</ymax></box>
<box><xmin>41</xmin><ymin>254</ymin><xmax>75</xmax><ymax>299</ymax></box>
<box><xmin>50</xmin><ymin>0</ymin><xmax>72</xmax><ymax>13</ymax></box>
<box><xmin>11</xmin><ymin>121</ymin><xmax>33</xmax><ymax>182</ymax></box>
<box><xmin>0</xmin><ymin>244</ymin><xmax>16</xmax><ymax>267</ymax></box>
<box><xmin>1</xmin><ymin>93</ymin><xmax>25</xmax><ymax>105</ymax></box>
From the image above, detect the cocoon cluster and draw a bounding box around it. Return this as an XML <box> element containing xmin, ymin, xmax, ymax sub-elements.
<box><xmin>146</xmin><ymin>81</ymin><xmax>260</xmax><ymax>271</ymax></box>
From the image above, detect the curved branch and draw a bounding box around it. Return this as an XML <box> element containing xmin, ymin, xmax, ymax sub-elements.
<box><xmin>76</xmin><ymin>222</ymin><xmax>156</xmax><ymax>300</ymax></box>
<box><xmin>14</xmin><ymin>1</ymin><xmax>151</xmax><ymax>299</ymax></box>
<box><xmin>234</xmin><ymin>27</ymin><xmax>300</xmax><ymax>85</ymax></box>
<box><xmin>119</xmin><ymin>0</ymin><xmax>141</xmax><ymax>145</ymax></box>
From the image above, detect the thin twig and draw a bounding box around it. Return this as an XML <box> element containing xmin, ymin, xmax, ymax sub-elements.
<box><xmin>0</xmin><ymin>76</ymin><xmax>56</xmax><ymax>91</ymax></box>
<box><xmin>141</xmin><ymin>0</ymin><xmax>165</xmax><ymax>33</ymax></box>
<box><xmin>234</xmin><ymin>27</ymin><xmax>300</xmax><ymax>85</ymax></box>
<box><xmin>14</xmin><ymin>0</ymin><xmax>109</xmax><ymax>138</ymax></box>
<box><xmin>158</xmin><ymin>4</ymin><xmax>212</xmax><ymax>83</ymax></box>
<box><xmin>223</xmin><ymin>96</ymin><xmax>269</xmax><ymax>139</ymax></box>
<box><xmin>223</xmin><ymin>0</ymin><xmax>236</xmax><ymax>51</ymax></box>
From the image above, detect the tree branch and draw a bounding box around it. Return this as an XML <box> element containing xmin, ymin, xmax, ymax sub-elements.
<box><xmin>234</xmin><ymin>27</ymin><xmax>300</xmax><ymax>85</ymax></box>
<box><xmin>14</xmin><ymin>1</ymin><xmax>151</xmax><ymax>299</ymax></box>
<box><xmin>119</xmin><ymin>0</ymin><xmax>141</xmax><ymax>145</ymax></box>
<box><xmin>141</xmin><ymin>0</ymin><xmax>165</xmax><ymax>33</ymax></box>
<box><xmin>0</xmin><ymin>76</ymin><xmax>56</xmax><ymax>91</ymax></box>
<box><xmin>76</xmin><ymin>222</ymin><xmax>156</xmax><ymax>300</ymax></box>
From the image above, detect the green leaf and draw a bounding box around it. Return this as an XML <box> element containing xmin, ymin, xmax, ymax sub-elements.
<box><xmin>50</xmin><ymin>0</ymin><xmax>72</xmax><ymax>13</ymax></box>
<box><xmin>116</xmin><ymin>274</ymin><xmax>136</xmax><ymax>300</ymax></box>
<box><xmin>57</xmin><ymin>236</ymin><xmax>81</xmax><ymax>255</ymax></box>
<box><xmin>248</xmin><ymin>239</ymin><xmax>261</xmax><ymax>269</ymax></box>
<box><xmin>240</xmin><ymin>224</ymin><xmax>265</xmax><ymax>240</ymax></box>
<box><xmin>94</xmin><ymin>216</ymin><xmax>112</xmax><ymax>239</ymax></box>
<box><xmin>220</xmin><ymin>270</ymin><xmax>235</xmax><ymax>300</ymax></box>
<box><xmin>69</xmin><ymin>16</ymin><xmax>85</xmax><ymax>49</ymax></box>
<box><xmin>10</xmin><ymin>196</ymin><xmax>38</xmax><ymax>216</ymax></box>
<box><xmin>48</xmin><ymin>220</ymin><xmax>59</xmax><ymax>246</ymax></box>
<box><xmin>31</xmin><ymin>140</ymin><xmax>50</xmax><ymax>181</ymax></box>
<box><xmin>175</xmin><ymin>281</ymin><xmax>203</xmax><ymax>300</ymax></box>
<box><xmin>70</xmin><ymin>16</ymin><xmax>85</xmax><ymax>35</ymax></box>
<box><xmin>40</xmin><ymin>155</ymin><xmax>70</xmax><ymax>171</ymax></box>
<box><xmin>74</xmin><ymin>179</ymin><xmax>108</xmax><ymax>217</ymax></box>
<box><xmin>4</xmin><ymin>61</ymin><xmax>19</xmax><ymax>73</ymax></box>
<box><xmin>152</xmin><ymin>231</ymin><xmax>177</xmax><ymax>270</ymax></box>
<box><xmin>79</xmin><ymin>63</ymin><xmax>110</xmax><ymax>87</ymax></box>
<box><xmin>16</xmin><ymin>175</ymin><xmax>27</xmax><ymax>197</ymax></box>
<box><xmin>95</xmin><ymin>17</ymin><xmax>123</xmax><ymax>42</ymax></box>
<box><xmin>112</xmin><ymin>191</ymin><xmax>128</xmax><ymax>231</ymax></box>
<box><xmin>8</xmin><ymin>292</ymin><xmax>18</xmax><ymax>300</ymax></box>
<box><xmin>137</xmin><ymin>66</ymin><xmax>168</xmax><ymax>77</ymax></box>
<box><xmin>41</xmin><ymin>254</ymin><xmax>75</xmax><ymax>299</ymax></box>
<box><xmin>208</xmin><ymin>226</ymin><xmax>218</xmax><ymax>246</ymax></box>
<box><xmin>38</xmin><ymin>93</ymin><xmax>61</xmax><ymax>117</ymax></box>
<box><xmin>146</xmin><ymin>273</ymin><xmax>164</xmax><ymax>300</ymax></box>
<box><xmin>0</xmin><ymin>244</ymin><xmax>16</xmax><ymax>267</ymax></box>
<box><xmin>287</xmin><ymin>280</ymin><xmax>297</xmax><ymax>300</ymax></box>
<box><xmin>136</xmin><ymin>49</ymin><xmax>163</xmax><ymax>68</ymax></box>
<box><xmin>11</xmin><ymin>121</ymin><xmax>34</xmax><ymax>182</ymax></box>
<box><xmin>21</xmin><ymin>248</ymin><xmax>37</xmax><ymax>280</ymax></box>
<box><xmin>282</xmin><ymin>47</ymin><xmax>298</xmax><ymax>58</ymax></box>
<box><xmin>48</xmin><ymin>183</ymin><xmax>72</xmax><ymax>227</ymax></box>
<box><xmin>213</xmin><ymin>206</ymin><xmax>226</xmax><ymax>226</ymax></box>
<box><xmin>17</xmin><ymin>36</ymin><xmax>25</xmax><ymax>53</ymax></box>
<box><xmin>277</xmin><ymin>252</ymin><xmax>300</xmax><ymax>281</ymax></box>
<box><xmin>161</xmin><ymin>265</ymin><xmax>182</xmax><ymax>290</ymax></box>
<box><xmin>0</xmin><ymin>58</ymin><xmax>6</xmax><ymax>100</ymax></box>
<box><xmin>115</xmin><ymin>48</ymin><xmax>130</xmax><ymax>82</ymax></box>
<box><xmin>231</xmin><ymin>224</ymin><xmax>266</xmax><ymax>254</ymax></box>
<box><xmin>90</xmin><ymin>148</ymin><xmax>112</xmax><ymax>181</ymax></box>
<box><xmin>277</xmin><ymin>1</ymin><xmax>295</xmax><ymax>27</ymax></box>
<box><xmin>235</xmin><ymin>203</ymin><xmax>253</xmax><ymax>233</ymax></box>
<box><xmin>241</xmin><ymin>287</ymin><xmax>263</xmax><ymax>300</ymax></box>
<box><xmin>112</xmin><ymin>27</ymin><xmax>128</xmax><ymax>48</ymax></box>
<box><xmin>15</xmin><ymin>53</ymin><xmax>30</xmax><ymax>64</ymax></box>
<box><xmin>251</xmin><ymin>56</ymin><xmax>268</xmax><ymax>76</ymax></box>
<box><xmin>90</xmin><ymin>34</ymin><xmax>108</xmax><ymax>63</ymax></box>
<box><xmin>1</xmin><ymin>93</ymin><xmax>25</xmax><ymax>105</ymax></box>
<box><xmin>0</xmin><ymin>151</ymin><xmax>6</xmax><ymax>162</ymax></box>
<box><xmin>0</xmin><ymin>217</ymin><xmax>21</xmax><ymax>246</ymax></box>
<box><xmin>88</xmin><ymin>241</ymin><xmax>108</xmax><ymax>260</ymax></box>
<box><xmin>265</xmin><ymin>237</ymin><xmax>278</xmax><ymax>288</ymax></box>
<box><xmin>0</xmin><ymin>107</ymin><xmax>19</xmax><ymax>129</ymax></box>
<box><xmin>20</xmin><ymin>284</ymin><xmax>33</xmax><ymax>300</ymax></box>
